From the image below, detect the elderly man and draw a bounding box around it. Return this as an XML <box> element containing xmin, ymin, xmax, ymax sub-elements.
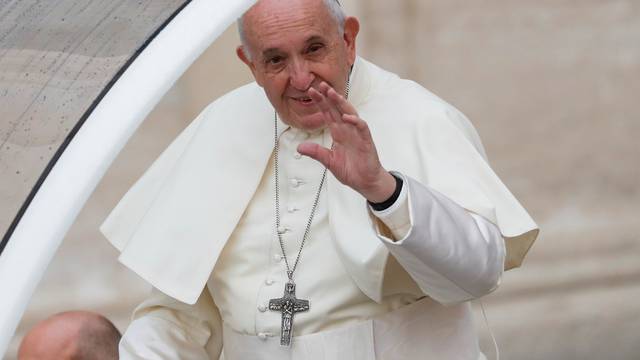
<box><xmin>102</xmin><ymin>0</ymin><xmax>538</xmax><ymax>358</ymax></box>
<box><xmin>18</xmin><ymin>311</ymin><xmax>120</xmax><ymax>360</ymax></box>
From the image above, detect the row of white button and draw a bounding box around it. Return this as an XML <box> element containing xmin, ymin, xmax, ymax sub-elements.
<box><xmin>277</xmin><ymin>226</ymin><xmax>292</xmax><ymax>234</ymax></box>
<box><xmin>262</xmin><ymin>146</ymin><xmax>303</xmax><ymax>341</ymax></box>
<box><xmin>290</xmin><ymin>178</ymin><xmax>305</xmax><ymax>188</ymax></box>
<box><xmin>259</xmin><ymin>138</ymin><xmax>315</xmax><ymax>343</ymax></box>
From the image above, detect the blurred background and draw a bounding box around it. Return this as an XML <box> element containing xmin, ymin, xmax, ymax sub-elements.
<box><xmin>5</xmin><ymin>0</ymin><xmax>639</xmax><ymax>359</ymax></box>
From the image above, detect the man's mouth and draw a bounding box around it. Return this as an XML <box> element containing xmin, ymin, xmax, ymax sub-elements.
<box><xmin>292</xmin><ymin>96</ymin><xmax>314</xmax><ymax>105</ymax></box>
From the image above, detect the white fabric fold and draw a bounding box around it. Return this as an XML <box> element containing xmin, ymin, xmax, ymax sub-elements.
<box><xmin>368</xmin><ymin>172</ymin><xmax>410</xmax><ymax>234</ymax></box>
<box><xmin>120</xmin><ymin>288</ymin><xmax>223</xmax><ymax>359</ymax></box>
<box><xmin>100</xmin><ymin>57</ymin><xmax>537</xmax><ymax>305</ymax></box>
<box><xmin>373</xmin><ymin>175</ymin><xmax>506</xmax><ymax>304</ymax></box>
<box><xmin>106</xmin><ymin>56</ymin><xmax>531</xmax><ymax>359</ymax></box>
<box><xmin>121</xmin><ymin>294</ymin><xmax>486</xmax><ymax>359</ymax></box>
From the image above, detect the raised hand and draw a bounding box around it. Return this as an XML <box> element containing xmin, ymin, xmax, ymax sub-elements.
<box><xmin>297</xmin><ymin>82</ymin><xmax>396</xmax><ymax>203</ymax></box>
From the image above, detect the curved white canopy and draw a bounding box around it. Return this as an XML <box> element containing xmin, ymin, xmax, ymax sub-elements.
<box><xmin>0</xmin><ymin>0</ymin><xmax>256</xmax><ymax>356</ymax></box>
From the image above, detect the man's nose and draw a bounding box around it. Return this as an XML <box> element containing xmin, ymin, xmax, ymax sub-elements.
<box><xmin>288</xmin><ymin>60</ymin><xmax>315</xmax><ymax>91</ymax></box>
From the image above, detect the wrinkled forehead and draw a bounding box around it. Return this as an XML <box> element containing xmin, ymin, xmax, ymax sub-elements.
<box><xmin>243</xmin><ymin>0</ymin><xmax>339</xmax><ymax>43</ymax></box>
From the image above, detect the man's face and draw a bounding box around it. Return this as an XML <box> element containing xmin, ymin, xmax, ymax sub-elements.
<box><xmin>238</xmin><ymin>0</ymin><xmax>359</xmax><ymax>131</ymax></box>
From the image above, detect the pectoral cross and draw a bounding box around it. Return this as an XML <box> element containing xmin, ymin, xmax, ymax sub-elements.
<box><xmin>269</xmin><ymin>281</ymin><xmax>309</xmax><ymax>346</ymax></box>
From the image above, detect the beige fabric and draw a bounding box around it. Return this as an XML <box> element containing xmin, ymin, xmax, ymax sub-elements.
<box><xmin>120</xmin><ymin>288</ymin><xmax>223</xmax><ymax>359</ymax></box>
<box><xmin>118</xmin><ymin>170</ymin><xmax>506</xmax><ymax>358</ymax></box>
<box><xmin>100</xmin><ymin>57</ymin><xmax>538</xmax><ymax>305</ymax></box>
<box><xmin>208</xmin><ymin>126</ymin><xmax>422</xmax><ymax>338</ymax></box>
<box><xmin>207</xmin><ymin>127</ymin><xmax>504</xmax><ymax>338</ymax></box>
<box><xmin>369</xmin><ymin>172</ymin><xmax>410</xmax><ymax>239</ymax></box>
<box><xmin>375</xmin><ymin>177</ymin><xmax>506</xmax><ymax>304</ymax></box>
<box><xmin>109</xmin><ymin>57</ymin><xmax>531</xmax><ymax>359</ymax></box>
<box><xmin>221</xmin><ymin>297</ymin><xmax>484</xmax><ymax>360</ymax></box>
<box><xmin>120</xmin><ymin>290</ymin><xmax>488</xmax><ymax>360</ymax></box>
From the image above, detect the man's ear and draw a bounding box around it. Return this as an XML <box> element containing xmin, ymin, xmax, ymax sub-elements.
<box><xmin>343</xmin><ymin>17</ymin><xmax>360</xmax><ymax>65</ymax></box>
<box><xmin>236</xmin><ymin>45</ymin><xmax>263</xmax><ymax>87</ymax></box>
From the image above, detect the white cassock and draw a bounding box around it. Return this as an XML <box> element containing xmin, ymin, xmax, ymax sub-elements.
<box><xmin>101</xmin><ymin>57</ymin><xmax>539</xmax><ymax>359</ymax></box>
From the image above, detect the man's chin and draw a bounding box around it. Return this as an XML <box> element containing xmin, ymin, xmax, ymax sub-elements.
<box><xmin>283</xmin><ymin>113</ymin><xmax>326</xmax><ymax>132</ymax></box>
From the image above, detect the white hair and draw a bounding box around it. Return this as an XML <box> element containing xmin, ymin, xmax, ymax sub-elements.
<box><xmin>237</xmin><ymin>0</ymin><xmax>346</xmax><ymax>60</ymax></box>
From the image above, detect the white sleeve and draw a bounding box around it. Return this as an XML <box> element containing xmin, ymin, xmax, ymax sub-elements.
<box><xmin>119</xmin><ymin>287</ymin><xmax>222</xmax><ymax>360</ymax></box>
<box><xmin>370</xmin><ymin>173</ymin><xmax>506</xmax><ymax>305</ymax></box>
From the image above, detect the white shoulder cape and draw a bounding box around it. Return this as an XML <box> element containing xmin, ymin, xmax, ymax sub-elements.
<box><xmin>101</xmin><ymin>57</ymin><xmax>538</xmax><ymax>304</ymax></box>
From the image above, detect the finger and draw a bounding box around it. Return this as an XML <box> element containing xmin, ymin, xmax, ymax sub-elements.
<box><xmin>317</xmin><ymin>81</ymin><xmax>357</xmax><ymax>115</ymax></box>
<box><xmin>342</xmin><ymin>114</ymin><xmax>372</xmax><ymax>141</ymax></box>
<box><xmin>308</xmin><ymin>87</ymin><xmax>326</xmax><ymax>109</ymax></box>
<box><xmin>318</xmin><ymin>82</ymin><xmax>332</xmax><ymax>97</ymax></box>
<box><xmin>308</xmin><ymin>88</ymin><xmax>339</xmax><ymax>125</ymax></box>
<box><xmin>327</xmin><ymin>87</ymin><xmax>358</xmax><ymax>116</ymax></box>
<box><xmin>297</xmin><ymin>142</ymin><xmax>333</xmax><ymax>168</ymax></box>
<box><xmin>318</xmin><ymin>82</ymin><xmax>352</xmax><ymax>119</ymax></box>
<box><xmin>309</xmin><ymin>87</ymin><xmax>342</xmax><ymax>124</ymax></box>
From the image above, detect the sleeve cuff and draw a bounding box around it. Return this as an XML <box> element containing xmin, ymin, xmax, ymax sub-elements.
<box><xmin>369</xmin><ymin>171</ymin><xmax>412</xmax><ymax>240</ymax></box>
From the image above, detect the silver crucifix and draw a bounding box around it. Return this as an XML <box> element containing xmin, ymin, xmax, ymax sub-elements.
<box><xmin>268</xmin><ymin>281</ymin><xmax>310</xmax><ymax>346</ymax></box>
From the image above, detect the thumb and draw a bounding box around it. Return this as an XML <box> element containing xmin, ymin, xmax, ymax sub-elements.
<box><xmin>297</xmin><ymin>142</ymin><xmax>332</xmax><ymax>168</ymax></box>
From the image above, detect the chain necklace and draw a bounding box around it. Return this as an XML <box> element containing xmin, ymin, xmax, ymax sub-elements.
<box><xmin>273</xmin><ymin>117</ymin><xmax>327</xmax><ymax>282</ymax></box>
<box><xmin>268</xmin><ymin>80</ymin><xmax>350</xmax><ymax>347</ymax></box>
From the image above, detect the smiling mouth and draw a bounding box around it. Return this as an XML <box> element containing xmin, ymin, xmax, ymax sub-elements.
<box><xmin>292</xmin><ymin>96</ymin><xmax>314</xmax><ymax>105</ymax></box>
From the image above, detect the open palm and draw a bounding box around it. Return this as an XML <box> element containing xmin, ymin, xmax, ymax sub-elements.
<box><xmin>297</xmin><ymin>82</ymin><xmax>395</xmax><ymax>203</ymax></box>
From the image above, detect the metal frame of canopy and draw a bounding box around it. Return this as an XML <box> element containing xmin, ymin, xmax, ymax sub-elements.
<box><xmin>0</xmin><ymin>0</ymin><xmax>256</xmax><ymax>356</ymax></box>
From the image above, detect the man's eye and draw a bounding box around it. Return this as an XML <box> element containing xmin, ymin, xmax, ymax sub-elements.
<box><xmin>308</xmin><ymin>44</ymin><xmax>324</xmax><ymax>53</ymax></box>
<box><xmin>267</xmin><ymin>56</ymin><xmax>283</xmax><ymax>65</ymax></box>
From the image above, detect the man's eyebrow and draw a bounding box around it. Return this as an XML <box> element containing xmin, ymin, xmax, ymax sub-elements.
<box><xmin>305</xmin><ymin>35</ymin><xmax>327</xmax><ymax>44</ymax></box>
<box><xmin>260</xmin><ymin>36</ymin><xmax>328</xmax><ymax>58</ymax></box>
<box><xmin>261</xmin><ymin>48</ymin><xmax>282</xmax><ymax>59</ymax></box>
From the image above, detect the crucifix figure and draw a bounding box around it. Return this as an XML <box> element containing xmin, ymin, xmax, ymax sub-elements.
<box><xmin>269</xmin><ymin>281</ymin><xmax>310</xmax><ymax>346</ymax></box>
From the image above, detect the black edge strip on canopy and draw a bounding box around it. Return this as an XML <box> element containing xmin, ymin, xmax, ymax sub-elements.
<box><xmin>0</xmin><ymin>0</ymin><xmax>195</xmax><ymax>256</ymax></box>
